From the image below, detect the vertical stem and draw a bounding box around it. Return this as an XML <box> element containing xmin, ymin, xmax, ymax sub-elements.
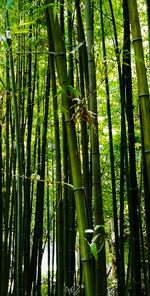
<box><xmin>0</xmin><ymin>96</ymin><xmax>2</xmax><ymax>296</ymax></box>
<box><xmin>47</xmin><ymin>2</ymin><xmax>95</xmax><ymax>295</ymax></box>
<box><xmin>84</xmin><ymin>0</ymin><xmax>107</xmax><ymax>294</ymax></box>
<box><xmin>127</xmin><ymin>0</ymin><xmax>150</xmax><ymax>293</ymax></box>
<box><xmin>47</xmin><ymin>168</ymin><xmax>50</xmax><ymax>296</ymax></box>
<box><xmin>5</xmin><ymin>11</ymin><xmax>23</xmax><ymax>296</ymax></box>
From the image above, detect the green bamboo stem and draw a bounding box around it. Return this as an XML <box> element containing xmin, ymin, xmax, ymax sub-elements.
<box><xmin>127</xmin><ymin>0</ymin><xmax>150</xmax><ymax>292</ymax></box>
<box><xmin>47</xmin><ymin>2</ymin><xmax>95</xmax><ymax>295</ymax></box>
<box><xmin>76</xmin><ymin>0</ymin><xmax>93</xmax><ymax>228</ymax></box>
<box><xmin>24</xmin><ymin>25</ymin><xmax>36</xmax><ymax>296</ymax></box>
<box><xmin>67</xmin><ymin>9</ymin><xmax>76</xmax><ymax>290</ymax></box>
<box><xmin>68</xmin><ymin>185</ymin><xmax>76</xmax><ymax>289</ymax></box>
<box><xmin>146</xmin><ymin>0</ymin><xmax>150</xmax><ymax>61</ymax></box>
<box><xmin>50</xmin><ymin>144</ymin><xmax>56</xmax><ymax>295</ymax></box>
<box><xmin>123</xmin><ymin>2</ymin><xmax>143</xmax><ymax>295</ymax></box>
<box><xmin>5</xmin><ymin>11</ymin><xmax>23</xmax><ymax>296</ymax></box>
<box><xmin>0</xmin><ymin>99</ymin><xmax>2</xmax><ymax>296</ymax></box>
<box><xmin>99</xmin><ymin>0</ymin><xmax>124</xmax><ymax>294</ymax></box>
<box><xmin>1</xmin><ymin>52</ymin><xmax>11</xmax><ymax>296</ymax></box>
<box><xmin>46</xmin><ymin>161</ymin><xmax>50</xmax><ymax>296</ymax></box>
<box><xmin>46</xmin><ymin>10</ymin><xmax>64</xmax><ymax>294</ymax></box>
<box><xmin>78</xmin><ymin>50</ymin><xmax>93</xmax><ymax>228</ymax></box>
<box><xmin>37</xmin><ymin>57</ymin><xmax>50</xmax><ymax>295</ymax></box>
<box><xmin>106</xmin><ymin>1</ymin><xmax>124</xmax><ymax>293</ymax></box>
<box><xmin>84</xmin><ymin>0</ymin><xmax>107</xmax><ymax>294</ymax></box>
<box><xmin>29</xmin><ymin>93</ymin><xmax>41</xmax><ymax>296</ymax></box>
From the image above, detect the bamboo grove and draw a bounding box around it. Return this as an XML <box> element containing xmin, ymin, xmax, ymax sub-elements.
<box><xmin>0</xmin><ymin>0</ymin><xmax>150</xmax><ymax>295</ymax></box>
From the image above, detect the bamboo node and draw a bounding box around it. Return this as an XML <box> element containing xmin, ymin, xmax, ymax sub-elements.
<box><xmin>65</xmin><ymin>119</ymin><xmax>71</xmax><ymax>124</ymax></box>
<box><xmin>55</xmin><ymin>52</ymin><xmax>66</xmax><ymax>58</ymax></box>
<box><xmin>93</xmin><ymin>181</ymin><xmax>101</xmax><ymax>185</ymax></box>
<box><xmin>73</xmin><ymin>186</ymin><xmax>84</xmax><ymax>192</ymax></box>
<box><xmin>144</xmin><ymin>150</ymin><xmax>150</xmax><ymax>154</ymax></box>
<box><xmin>132</xmin><ymin>37</ymin><xmax>142</xmax><ymax>43</ymax></box>
<box><xmin>92</xmin><ymin>150</ymin><xmax>99</xmax><ymax>155</ymax></box>
<box><xmin>81</xmin><ymin>258</ymin><xmax>92</xmax><ymax>262</ymax></box>
<box><xmin>138</xmin><ymin>93</ymin><xmax>149</xmax><ymax>98</ymax></box>
<box><xmin>130</xmin><ymin>187</ymin><xmax>138</xmax><ymax>191</ymax></box>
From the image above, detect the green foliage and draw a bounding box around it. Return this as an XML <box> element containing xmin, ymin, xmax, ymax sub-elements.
<box><xmin>90</xmin><ymin>241</ymin><xmax>98</xmax><ymax>261</ymax></box>
<box><xmin>85</xmin><ymin>225</ymin><xmax>105</xmax><ymax>261</ymax></box>
<box><xmin>41</xmin><ymin>275</ymin><xmax>48</xmax><ymax>296</ymax></box>
<box><xmin>64</xmin><ymin>0</ymin><xmax>73</xmax><ymax>13</ymax></box>
<box><xmin>67</xmin><ymin>85</ymin><xmax>81</xmax><ymax>98</ymax></box>
<box><xmin>33</xmin><ymin>2</ymin><xmax>57</xmax><ymax>21</ymax></box>
<box><xmin>0</xmin><ymin>0</ymin><xmax>149</xmax><ymax>295</ymax></box>
<box><xmin>5</xmin><ymin>0</ymin><xmax>13</xmax><ymax>11</ymax></box>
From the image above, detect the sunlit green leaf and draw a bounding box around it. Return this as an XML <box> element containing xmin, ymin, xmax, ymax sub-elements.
<box><xmin>67</xmin><ymin>85</ymin><xmax>81</xmax><ymax>98</ymax></box>
<box><xmin>19</xmin><ymin>20</ymin><xmax>35</xmax><ymax>27</ymax></box>
<box><xmin>12</xmin><ymin>29</ymin><xmax>31</xmax><ymax>35</ymax></box>
<box><xmin>90</xmin><ymin>242</ymin><xmax>98</xmax><ymax>261</ymax></box>
<box><xmin>34</xmin><ymin>3</ymin><xmax>55</xmax><ymax>15</ymax></box>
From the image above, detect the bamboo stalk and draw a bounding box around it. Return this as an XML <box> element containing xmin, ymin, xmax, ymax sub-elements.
<box><xmin>127</xmin><ymin>1</ymin><xmax>150</xmax><ymax>293</ymax></box>
<box><xmin>47</xmin><ymin>2</ymin><xmax>95</xmax><ymax>295</ymax></box>
<box><xmin>5</xmin><ymin>11</ymin><xmax>23</xmax><ymax>296</ymax></box>
<box><xmin>84</xmin><ymin>0</ymin><xmax>107</xmax><ymax>294</ymax></box>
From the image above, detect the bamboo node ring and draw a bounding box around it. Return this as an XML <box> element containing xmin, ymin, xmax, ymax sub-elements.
<box><xmin>55</xmin><ymin>52</ymin><xmax>66</xmax><ymax>58</ymax></box>
<box><xmin>73</xmin><ymin>187</ymin><xmax>84</xmax><ymax>192</ymax></box>
<box><xmin>138</xmin><ymin>93</ymin><xmax>149</xmax><ymax>98</ymax></box>
<box><xmin>65</xmin><ymin>119</ymin><xmax>71</xmax><ymax>124</ymax></box>
<box><xmin>144</xmin><ymin>150</ymin><xmax>150</xmax><ymax>154</ymax></box>
<box><xmin>132</xmin><ymin>37</ymin><xmax>142</xmax><ymax>42</ymax></box>
<box><xmin>81</xmin><ymin>258</ymin><xmax>92</xmax><ymax>262</ymax></box>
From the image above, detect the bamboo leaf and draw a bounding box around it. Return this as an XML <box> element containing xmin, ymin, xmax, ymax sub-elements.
<box><xmin>19</xmin><ymin>20</ymin><xmax>35</xmax><ymax>27</ymax></box>
<box><xmin>12</xmin><ymin>29</ymin><xmax>32</xmax><ymax>35</ymax></box>
<box><xmin>89</xmin><ymin>242</ymin><xmax>98</xmax><ymax>261</ymax></box>
<box><xmin>67</xmin><ymin>85</ymin><xmax>81</xmax><ymax>98</ymax></box>
<box><xmin>0</xmin><ymin>78</ymin><xmax>5</xmax><ymax>88</ymax></box>
<box><xmin>123</xmin><ymin>61</ymin><xmax>130</xmax><ymax>67</ymax></box>
<box><xmin>34</xmin><ymin>3</ymin><xmax>55</xmax><ymax>15</ymax></box>
<box><xmin>60</xmin><ymin>105</ymin><xmax>69</xmax><ymax>117</ymax></box>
